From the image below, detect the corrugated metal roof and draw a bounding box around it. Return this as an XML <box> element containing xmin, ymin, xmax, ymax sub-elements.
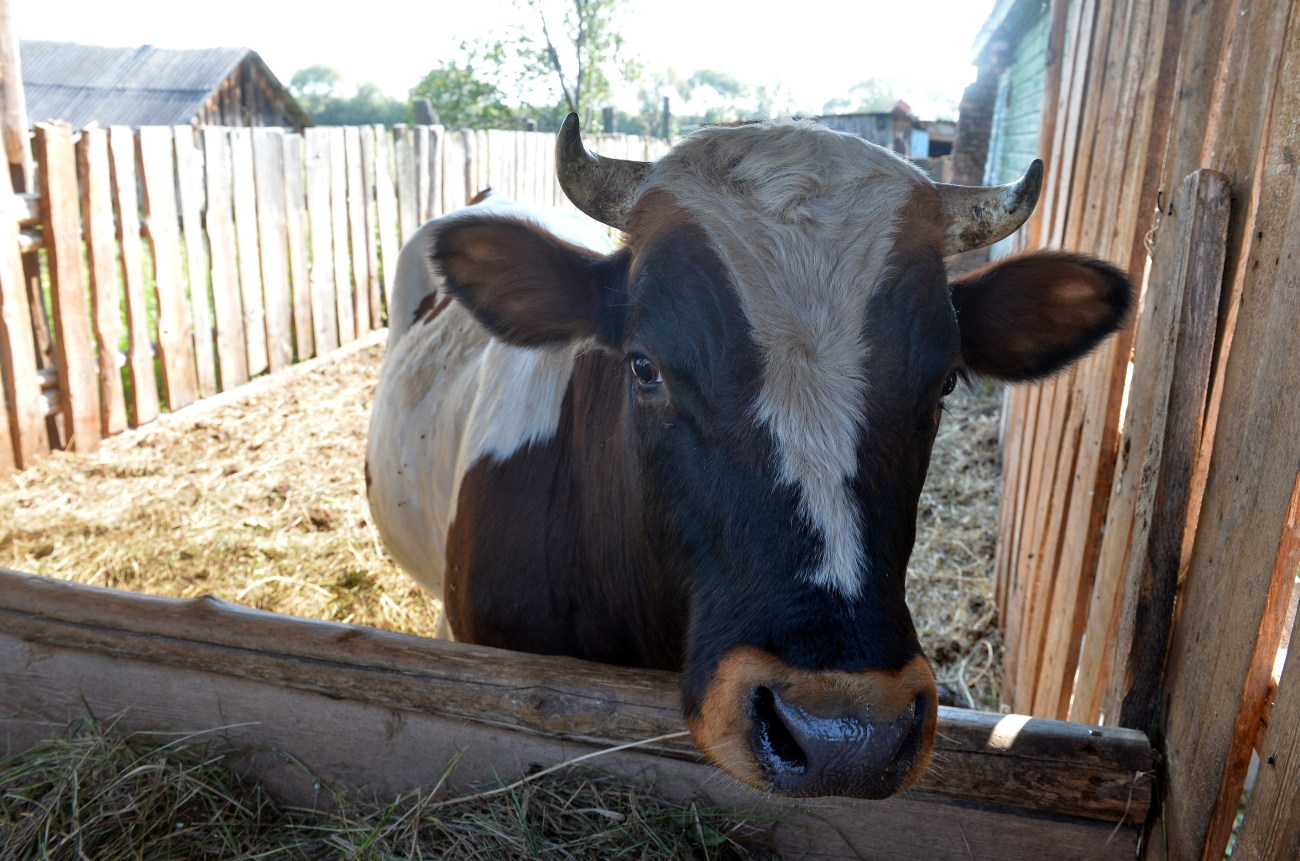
<box><xmin>22</xmin><ymin>40</ymin><xmax>252</xmax><ymax>128</ymax></box>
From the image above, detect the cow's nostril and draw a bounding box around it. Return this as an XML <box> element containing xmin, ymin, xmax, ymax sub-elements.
<box><xmin>751</xmin><ymin>686</ymin><xmax>807</xmax><ymax>774</ymax></box>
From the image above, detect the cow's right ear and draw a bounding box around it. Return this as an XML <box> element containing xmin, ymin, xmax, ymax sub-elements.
<box><xmin>432</xmin><ymin>216</ymin><xmax>628</xmax><ymax>349</ymax></box>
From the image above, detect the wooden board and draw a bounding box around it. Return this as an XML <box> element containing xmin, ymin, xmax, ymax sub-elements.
<box><xmin>201</xmin><ymin>127</ymin><xmax>249</xmax><ymax>391</ymax></box>
<box><xmin>137</xmin><ymin>126</ymin><xmax>199</xmax><ymax>411</ymax></box>
<box><xmin>0</xmin><ymin>568</ymin><xmax>1154</xmax><ymax>851</ymax></box>
<box><xmin>173</xmin><ymin>126</ymin><xmax>217</xmax><ymax>398</ymax></box>
<box><xmin>374</xmin><ymin>124</ymin><xmax>400</xmax><ymax>325</ymax></box>
<box><xmin>357</xmin><ymin>126</ymin><xmax>382</xmax><ymax>330</ymax></box>
<box><xmin>328</xmin><ymin>127</ymin><xmax>355</xmax><ymax>344</ymax></box>
<box><xmin>303</xmin><ymin>128</ymin><xmax>338</xmax><ymax>355</ymax></box>
<box><xmin>74</xmin><ymin>128</ymin><xmax>128</xmax><ymax>437</ymax></box>
<box><xmin>230</xmin><ymin>127</ymin><xmax>268</xmax><ymax>376</ymax></box>
<box><xmin>1160</xmin><ymin>11</ymin><xmax>1300</xmax><ymax>854</ymax></box>
<box><xmin>282</xmin><ymin>133</ymin><xmax>313</xmax><ymax>361</ymax></box>
<box><xmin>35</xmin><ymin>123</ymin><xmax>101</xmax><ymax>451</ymax></box>
<box><xmin>1232</xmin><ymin>583</ymin><xmax>1300</xmax><ymax>859</ymax></box>
<box><xmin>344</xmin><ymin>126</ymin><xmax>370</xmax><ymax>337</ymax></box>
<box><xmin>107</xmin><ymin>126</ymin><xmax>160</xmax><ymax>426</ymax></box>
<box><xmin>0</xmin><ymin>142</ymin><xmax>44</xmax><ymax>465</ymax></box>
<box><xmin>393</xmin><ymin>125</ymin><xmax>418</xmax><ymax>242</ymax></box>
<box><xmin>251</xmin><ymin>128</ymin><xmax>292</xmax><ymax>373</ymax></box>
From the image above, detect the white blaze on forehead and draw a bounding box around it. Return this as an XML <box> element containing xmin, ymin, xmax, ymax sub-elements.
<box><xmin>641</xmin><ymin>121</ymin><xmax>932</xmax><ymax>599</ymax></box>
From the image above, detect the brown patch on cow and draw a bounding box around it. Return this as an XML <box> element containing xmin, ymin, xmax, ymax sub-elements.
<box><xmin>413</xmin><ymin>293</ymin><xmax>453</xmax><ymax>327</ymax></box>
<box><xmin>468</xmin><ymin>187</ymin><xmax>494</xmax><ymax>205</ymax></box>
<box><xmin>686</xmin><ymin>646</ymin><xmax>938</xmax><ymax>794</ymax></box>
<box><xmin>890</xmin><ymin>184</ymin><xmax>948</xmax><ymax>262</ymax></box>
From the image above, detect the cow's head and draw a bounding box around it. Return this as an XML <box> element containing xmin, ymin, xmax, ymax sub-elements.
<box><xmin>434</xmin><ymin>116</ymin><xmax>1130</xmax><ymax>798</ymax></box>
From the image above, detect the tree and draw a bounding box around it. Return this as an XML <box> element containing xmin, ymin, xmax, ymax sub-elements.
<box><xmin>409</xmin><ymin>54</ymin><xmax>519</xmax><ymax>129</ymax></box>
<box><xmin>521</xmin><ymin>0</ymin><xmax>633</xmax><ymax>123</ymax></box>
<box><xmin>822</xmin><ymin>78</ymin><xmax>900</xmax><ymax>115</ymax></box>
<box><xmin>289</xmin><ymin>66</ymin><xmax>406</xmax><ymax>127</ymax></box>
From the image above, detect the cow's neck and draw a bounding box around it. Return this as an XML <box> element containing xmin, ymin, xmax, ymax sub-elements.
<box><xmin>444</xmin><ymin>348</ymin><xmax>685</xmax><ymax>670</ymax></box>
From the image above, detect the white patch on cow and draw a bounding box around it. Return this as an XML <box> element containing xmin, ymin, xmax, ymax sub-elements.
<box><xmin>367</xmin><ymin>194</ymin><xmax>612</xmax><ymax>618</ymax></box>
<box><xmin>641</xmin><ymin>121</ymin><xmax>933</xmax><ymax>599</ymax></box>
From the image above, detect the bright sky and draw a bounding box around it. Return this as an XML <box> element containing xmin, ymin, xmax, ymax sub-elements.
<box><xmin>15</xmin><ymin>0</ymin><xmax>996</xmax><ymax>119</ymax></box>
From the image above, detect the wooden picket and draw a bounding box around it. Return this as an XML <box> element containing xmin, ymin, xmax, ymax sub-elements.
<box><xmin>0</xmin><ymin>123</ymin><xmax>668</xmax><ymax>476</ymax></box>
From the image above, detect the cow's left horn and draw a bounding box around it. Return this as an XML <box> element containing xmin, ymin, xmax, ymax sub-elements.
<box><xmin>936</xmin><ymin>160</ymin><xmax>1044</xmax><ymax>255</ymax></box>
<box><xmin>556</xmin><ymin>112</ymin><xmax>650</xmax><ymax>230</ymax></box>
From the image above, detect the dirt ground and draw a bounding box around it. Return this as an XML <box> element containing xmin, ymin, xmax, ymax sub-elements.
<box><xmin>0</xmin><ymin>339</ymin><xmax>1005</xmax><ymax>710</ymax></box>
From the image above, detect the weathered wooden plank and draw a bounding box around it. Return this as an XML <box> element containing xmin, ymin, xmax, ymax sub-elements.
<box><xmin>282</xmin><ymin>133</ymin><xmax>313</xmax><ymax>361</ymax></box>
<box><xmin>394</xmin><ymin>125</ymin><xmax>418</xmax><ymax>242</ymax></box>
<box><xmin>107</xmin><ymin>126</ymin><xmax>160</xmax><ymax>426</ymax></box>
<box><xmin>358</xmin><ymin>126</ymin><xmax>384</xmax><ymax>330</ymax></box>
<box><xmin>0</xmin><ymin>635</ymin><xmax>1144</xmax><ymax>861</ymax></box>
<box><xmin>0</xmin><ymin>568</ymin><xmax>1154</xmax><ymax>830</ymax></box>
<box><xmin>344</xmin><ymin>126</ymin><xmax>371</xmax><ymax>336</ymax></box>
<box><xmin>1232</xmin><ymin>589</ymin><xmax>1300</xmax><ymax>860</ymax></box>
<box><xmin>0</xmin><ymin>152</ymin><xmax>44</xmax><ymax>466</ymax></box>
<box><xmin>374</xmin><ymin>125</ymin><xmax>400</xmax><ymax>325</ymax></box>
<box><xmin>303</xmin><ymin>128</ymin><xmax>338</xmax><ymax>355</ymax></box>
<box><xmin>201</xmin><ymin>127</ymin><xmax>248</xmax><ymax>391</ymax></box>
<box><xmin>441</xmin><ymin>128</ymin><xmax>466</xmax><ymax>213</ymax></box>
<box><xmin>1161</xmin><ymin>12</ymin><xmax>1300</xmax><ymax>853</ymax></box>
<box><xmin>416</xmin><ymin>126</ymin><xmax>431</xmax><ymax>226</ymax></box>
<box><xmin>1104</xmin><ymin>171</ymin><xmax>1229</xmax><ymax>731</ymax></box>
<box><xmin>35</xmin><ymin>123</ymin><xmax>100</xmax><ymax>452</ymax></box>
<box><xmin>137</xmin><ymin>126</ymin><xmax>198</xmax><ymax>411</ymax></box>
<box><xmin>0</xmin><ymin>366</ymin><xmax>11</xmax><ymax>473</ymax></box>
<box><xmin>230</xmin><ymin>127</ymin><xmax>268</xmax><ymax>376</ymax></box>
<box><xmin>173</xmin><ymin>127</ymin><xmax>217</xmax><ymax>398</ymax></box>
<box><xmin>252</xmin><ymin>128</ymin><xmax>292</xmax><ymax>373</ymax></box>
<box><xmin>328</xmin><ymin>127</ymin><xmax>355</xmax><ymax>344</ymax></box>
<box><xmin>75</xmin><ymin>128</ymin><xmax>128</xmax><ymax>438</ymax></box>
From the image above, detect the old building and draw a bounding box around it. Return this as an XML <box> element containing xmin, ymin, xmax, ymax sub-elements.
<box><xmin>21</xmin><ymin>40</ymin><xmax>310</xmax><ymax>130</ymax></box>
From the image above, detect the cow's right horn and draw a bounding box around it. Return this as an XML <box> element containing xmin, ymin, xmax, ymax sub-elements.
<box><xmin>936</xmin><ymin>160</ymin><xmax>1044</xmax><ymax>255</ymax></box>
<box><xmin>556</xmin><ymin>112</ymin><xmax>650</xmax><ymax>230</ymax></box>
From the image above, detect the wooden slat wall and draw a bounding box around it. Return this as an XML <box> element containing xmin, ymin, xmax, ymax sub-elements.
<box><xmin>993</xmin><ymin>0</ymin><xmax>1300</xmax><ymax>856</ymax></box>
<box><xmin>0</xmin><ymin>124</ymin><xmax>668</xmax><ymax>476</ymax></box>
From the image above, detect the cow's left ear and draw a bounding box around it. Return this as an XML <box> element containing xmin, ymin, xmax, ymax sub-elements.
<box><xmin>433</xmin><ymin>215</ymin><xmax>628</xmax><ymax>349</ymax></box>
<box><xmin>950</xmin><ymin>251</ymin><xmax>1133</xmax><ymax>381</ymax></box>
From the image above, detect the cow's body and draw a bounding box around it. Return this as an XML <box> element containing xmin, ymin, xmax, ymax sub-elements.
<box><xmin>367</xmin><ymin>117</ymin><xmax>1131</xmax><ymax>799</ymax></box>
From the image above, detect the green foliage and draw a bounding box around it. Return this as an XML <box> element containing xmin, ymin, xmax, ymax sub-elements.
<box><xmin>289</xmin><ymin>65</ymin><xmax>407</xmax><ymax>127</ymax></box>
<box><xmin>409</xmin><ymin>51</ymin><xmax>522</xmax><ymax>130</ymax></box>
<box><xmin>822</xmin><ymin>78</ymin><xmax>901</xmax><ymax>115</ymax></box>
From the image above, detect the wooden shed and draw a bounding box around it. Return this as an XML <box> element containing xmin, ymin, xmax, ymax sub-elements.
<box><xmin>20</xmin><ymin>40</ymin><xmax>311</xmax><ymax>130</ymax></box>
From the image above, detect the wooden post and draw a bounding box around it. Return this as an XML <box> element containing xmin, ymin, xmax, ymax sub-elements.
<box><xmin>394</xmin><ymin>125</ymin><xmax>418</xmax><ymax>242</ymax></box>
<box><xmin>230</xmin><ymin>127</ymin><xmax>268</xmax><ymax>376</ymax></box>
<box><xmin>0</xmin><ymin>143</ymin><xmax>44</xmax><ymax>465</ymax></box>
<box><xmin>357</xmin><ymin>126</ymin><xmax>381</xmax><ymax>331</ymax></box>
<box><xmin>137</xmin><ymin>126</ymin><xmax>198</xmax><ymax>411</ymax></box>
<box><xmin>173</xmin><ymin>127</ymin><xmax>217</xmax><ymax>398</ymax></box>
<box><xmin>374</xmin><ymin>125</ymin><xmax>399</xmax><ymax>326</ymax></box>
<box><xmin>35</xmin><ymin>123</ymin><xmax>100</xmax><ymax>452</ymax></box>
<box><xmin>0</xmin><ymin>0</ymin><xmax>32</xmax><ymax>191</ymax></box>
<box><xmin>343</xmin><ymin>126</ymin><xmax>370</xmax><ymax>336</ymax></box>
<box><xmin>201</xmin><ymin>127</ymin><xmax>249</xmax><ymax>391</ymax></box>
<box><xmin>251</xmin><ymin>128</ymin><xmax>292</xmax><ymax>373</ymax></box>
<box><xmin>75</xmin><ymin>128</ymin><xmax>128</xmax><ymax>437</ymax></box>
<box><xmin>328</xmin><ymin>128</ymin><xmax>354</xmax><ymax>344</ymax></box>
<box><xmin>107</xmin><ymin>126</ymin><xmax>160</xmax><ymax>426</ymax></box>
<box><xmin>282</xmin><ymin>132</ymin><xmax>313</xmax><ymax>362</ymax></box>
<box><xmin>303</xmin><ymin>128</ymin><xmax>338</xmax><ymax>355</ymax></box>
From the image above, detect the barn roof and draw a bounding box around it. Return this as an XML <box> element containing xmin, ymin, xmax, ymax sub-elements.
<box><xmin>20</xmin><ymin>40</ymin><xmax>308</xmax><ymax>129</ymax></box>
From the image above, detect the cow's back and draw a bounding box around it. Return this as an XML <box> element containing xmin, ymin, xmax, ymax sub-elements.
<box><xmin>366</xmin><ymin>194</ymin><xmax>613</xmax><ymax>635</ymax></box>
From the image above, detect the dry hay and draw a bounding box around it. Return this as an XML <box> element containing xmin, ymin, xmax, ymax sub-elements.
<box><xmin>0</xmin><ymin>339</ymin><xmax>1004</xmax><ymax>708</ymax></box>
<box><xmin>0</xmin><ymin>716</ymin><xmax>774</xmax><ymax>860</ymax></box>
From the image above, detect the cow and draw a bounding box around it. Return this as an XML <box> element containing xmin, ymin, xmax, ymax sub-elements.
<box><xmin>366</xmin><ymin>115</ymin><xmax>1131</xmax><ymax>800</ymax></box>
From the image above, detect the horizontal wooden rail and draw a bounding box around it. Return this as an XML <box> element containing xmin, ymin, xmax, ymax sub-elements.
<box><xmin>0</xmin><ymin>568</ymin><xmax>1154</xmax><ymax>840</ymax></box>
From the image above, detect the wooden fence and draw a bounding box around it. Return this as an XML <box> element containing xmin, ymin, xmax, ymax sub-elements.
<box><xmin>0</xmin><ymin>123</ymin><xmax>669</xmax><ymax>474</ymax></box>
<box><xmin>993</xmin><ymin>0</ymin><xmax>1300</xmax><ymax>857</ymax></box>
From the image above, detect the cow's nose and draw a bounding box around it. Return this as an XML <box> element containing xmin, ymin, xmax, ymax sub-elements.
<box><xmin>750</xmin><ymin>685</ymin><xmax>928</xmax><ymax>799</ymax></box>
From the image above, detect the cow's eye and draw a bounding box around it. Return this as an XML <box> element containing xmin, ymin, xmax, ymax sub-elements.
<box><xmin>941</xmin><ymin>372</ymin><xmax>959</xmax><ymax>398</ymax></box>
<box><xmin>630</xmin><ymin>355</ymin><xmax>662</xmax><ymax>385</ymax></box>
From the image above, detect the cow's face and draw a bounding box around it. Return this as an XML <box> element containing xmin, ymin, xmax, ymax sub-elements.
<box><xmin>435</xmin><ymin>117</ymin><xmax>1131</xmax><ymax>798</ymax></box>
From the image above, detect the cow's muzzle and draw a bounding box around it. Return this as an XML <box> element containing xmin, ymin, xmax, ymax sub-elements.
<box><xmin>686</xmin><ymin>647</ymin><xmax>937</xmax><ymax>799</ymax></box>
